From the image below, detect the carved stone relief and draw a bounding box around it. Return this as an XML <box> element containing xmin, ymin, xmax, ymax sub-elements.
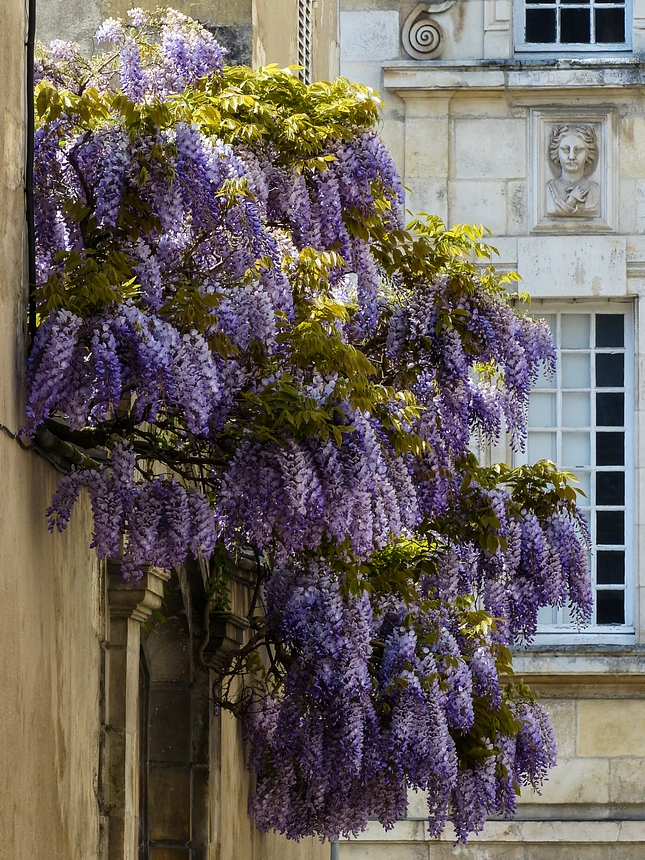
<box><xmin>530</xmin><ymin>110</ymin><xmax>614</xmax><ymax>233</ymax></box>
<box><xmin>401</xmin><ymin>2</ymin><xmax>455</xmax><ymax>59</ymax></box>
<box><xmin>546</xmin><ymin>124</ymin><xmax>600</xmax><ymax>218</ymax></box>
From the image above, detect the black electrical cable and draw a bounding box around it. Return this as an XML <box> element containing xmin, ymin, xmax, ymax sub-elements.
<box><xmin>26</xmin><ymin>0</ymin><xmax>37</xmax><ymax>349</ymax></box>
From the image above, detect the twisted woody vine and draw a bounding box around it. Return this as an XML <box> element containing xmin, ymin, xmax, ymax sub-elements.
<box><xmin>30</xmin><ymin>8</ymin><xmax>592</xmax><ymax>844</ymax></box>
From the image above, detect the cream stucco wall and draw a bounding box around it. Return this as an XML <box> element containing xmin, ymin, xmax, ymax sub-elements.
<box><xmin>0</xmin><ymin>4</ymin><xmax>104</xmax><ymax>859</ymax></box>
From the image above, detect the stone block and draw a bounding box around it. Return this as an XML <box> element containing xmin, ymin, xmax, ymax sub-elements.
<box><xmin>406</xmin><ymin>179</ymin><xmax>448</xmax><ymax>223</ymax></box>
<box><xmin>406</xmin><ymin>116</ymin><xmax>449</xmax><ymax>178</ymax></box>
<box><xmin>620</xmin><ymin>117</ymin><xmax>645</xmax><ymax>177</ymax></box>
<box><xmin>626</xmin><ymin>234</ymin><xmax>645</xmax><ymax>262</ymax></box>
<box><xmin>454</xmin><ymin>119</ymin><xmax>525</xmax><ymax>180</ymax></box>
<box><xmin>449</xmin><ymin>181</ymin><xmax>507</xmax><ymax>235</ymax></box>
<box><xmin>525</xmin><ymin>847</ymin><xmax>615</xmax><ymax>860</ymax></box>
<box><xmin>516</xmin><ymin>236</ymin><xmax>627</xmax><ymax>298</ymax></box>
<box><xmin>340</xmin><ymin>844</ymin><xmax>428</xmax><ymax>860</ymax></box>
<box><xmin>506</xmin><ymin>180</ymin><xmax>527</xmax><ymax>234</ymax></box>
<box><xmin>485</xmin><ymin>236</ymin><xmax>518</xmax><ymax>267</ymax></box>
<box><xmin>634</xmin><ymin>180</ymin><xmax>645</xmax><ymax>234</ymax></box>
<box><xmin>543</xmin><ymin>699</ymin><xmax>577</xmax><ymax>758</ymax></box>
<box><xmin>148</xmin><ymin>767</ymin><xmax>191</xmax><ymax>842</ymax></box>
<box><xmin>338</xmin><ymin>61</ymin><xmax>384</xmax><ymax>95</ymax></box>
<box><xmin>610</xmin><ymin>758</ymin><xmax>645</xmax><ymax>803</ymax></box>
<box><xmin>518</xmin><ymin>756</ymin><xmax>609</xmax><ymax>805</ymax></box>
<box><xmin>434</xmin><ymin>846</ymin><xmax>525</xmax><ymax>860</ymax></box>
<box><xmin>149</xmin><ymin>688</ymin><xmax>191</xmax><ymax>764</ymax></box>
<box><xmin>578</xmin><ymin>699</ymin><xmax>645</xmax><ymax>757</ymax></box>
<box><xmin>340</xmin><ymin>11</ymin><xmax>400</xmax><ymax>63</ymax></box>
<box><xmin>450</xmin><ymin>94</ymin><xmax>511</xmax><ymax>118</ymax></box>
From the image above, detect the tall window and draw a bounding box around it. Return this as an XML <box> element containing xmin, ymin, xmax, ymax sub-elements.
<box><xmin>517</xmin><ymin>305</ymin><xmax>634</xmax><ymax>636</ymax></box>
<box><xmin>516</xmin><ymin>0</ymin><xmax>631</xmax><ymax>50</ymax></box>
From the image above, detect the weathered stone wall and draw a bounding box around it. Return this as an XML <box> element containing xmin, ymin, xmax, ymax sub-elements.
<box><xmin>0</xmin><ymin>4</ymin><xmax>104</xmax><ymax>860</ymax></box>
<box><xmin>339</xmin><ymin>1</ymin><xmax>645</xmax><ymax>858</ymax></box>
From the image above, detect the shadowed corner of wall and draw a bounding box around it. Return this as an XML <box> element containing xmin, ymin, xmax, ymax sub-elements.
<box><xmin>205</xmin><ymin>24</ymin><xmax>253</xmax><ymax>66</ymax></box>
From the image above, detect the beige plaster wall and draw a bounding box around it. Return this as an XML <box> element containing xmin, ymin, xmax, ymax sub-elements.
<box><xmin>0</xmin><ymin>4</ymin><xmax>104</xmax><ymax>859</ymax></box>
<box><xmin>252</xmin><ymin>0</ymin><xmax>339</xmax><ymax>79</ymax></box>
<box><xmin>36</xmin><ymin>0</ymin><xmax>253</xmax><ymax>56</ymax></box>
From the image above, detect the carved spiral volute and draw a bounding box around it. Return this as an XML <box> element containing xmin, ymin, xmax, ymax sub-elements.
<box><xmin>402</xmin><ymin>2</ymin><xmax>454</xmax><ymax>60</ymax></box>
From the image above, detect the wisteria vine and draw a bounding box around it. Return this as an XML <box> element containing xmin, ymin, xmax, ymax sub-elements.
<box><xmin>29</xmin><ymin>9</ymin><xmax>590</xmax><ymax>843</ymax></box>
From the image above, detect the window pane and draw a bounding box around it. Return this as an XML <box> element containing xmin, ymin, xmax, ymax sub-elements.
<box><xmin>597</xmin><ymin>551</ymin><xmax>625</xmax><ymax>584</ymax></box>
<box><xmin>596</xmin><ymin>590</ymin><xmax>625</xmax><ymax>625</ymax></box>
<box><xmin>562</xmin><ymin>431</ymin><xmax>590</xmax><ymax>467</ymax></box>
<box><xmin>596</xmin><ymin>393</ymin><xmax>624</xmax><ymax>427</ymax></box>
<box><xmin>562</xmin><ymin>314</ymin><xmax>590</xmax><ymax>348</ymax></box>
<box><xmin>596</xmin><ymin>471</ymin><xmax>624</xmax><ymax>505</ymax></box>
<box><xmin>573</xmin><ymin>470</ymin><xmax>591</xmax><ymax>499</ymax></box>
<box><xmin>561</xmin><ymin>8</ymin><xmax>591</xmax><ymax>41</ymax></box>
<box><xmin>596</xmin><ymin>314</ymin><xmax>624</xmax><ymax>347</ymax></box>
<box><xmin>528</xmin><ymin>432</ymin><xmax>556</xmax><ymax>462</ymax></box>
<box><xmin>595</xmin><ymin>8</ymin><xmax>625</xmax><ymax>42</ymax></box>
<box><xmin>562</xmin><ymin>392</ymin><xmax>590</xmax><ymax>427</ymax></box>
<box><xmin>596</xmin><ymin>432</ymin><xmax>624</xmax><ymax>465</ymax></box>
<box><xmin>597</xmin><ymin>510</ymin><xmax>624</xmax><ymax>544</ymax></box>
<box><xmin>562</xmin><ymin>353</ymin><xmax>591</xmax><ymax>388</ymax></box>
<box><xmin>596</xmin><ymin>353</ymin><xmax>623</xmax><ymax>387</ymax></box>
<box><xmin>561</xmin><ymin>0</ymin><xmax>589</xmax><ymax>3</ymax></box>
<box><xmin>526</xmin><ymin>8</ymin><xmax>557</xmax><ymax>41</ymax></box>
<box><xmin>529</xmin><ymin>392</ymin><xmax>557</xmax><ymax>427</ymax></box>
<box><xmin>537</xmin><ymin>606</ymin><xmax>557</xmax><ymax>625</ymax></box>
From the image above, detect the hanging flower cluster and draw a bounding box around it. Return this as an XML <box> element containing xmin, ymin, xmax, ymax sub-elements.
<box><xmin>30</xmin><ymin>9</ymin><xmax>590</xmax><ymax>844</ymax></box>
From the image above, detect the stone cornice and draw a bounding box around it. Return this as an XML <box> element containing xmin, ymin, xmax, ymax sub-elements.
<box><xmin>383</xmin><ymin>57</ymin><xmax>645</xmax><ymax>93</ymax></box>
<box><xmin>108</xmin><ymin>562</ymin><xmax>170</xmax><ymax>623</ymax></box>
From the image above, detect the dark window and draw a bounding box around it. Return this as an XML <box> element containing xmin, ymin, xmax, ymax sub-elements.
<box><xmin>596</xmin><ymin>590</ymin><xmax>625</xmax><ymax>624</ymax></box>
<box><xmin>596</xmin><ymin>510</ymin><xmax>624</xmax><ymax>544</ymax></box>
<box><xmin>597</xmin><ymin>550</ymin><xmax>625</xmax><ymax>584</ymax></box>
<box><xmin>596</xmin><ymin>353</ymin><xmax>623</xmax><ymax>387</ymax></box>
<box><xmin>596</xmin><ymin>432</ymin><xmax>624</xmax><ymax>465</ymax></box>
<box><xmin>596</xmin><ymin>314</ymin><xmax>624</xmax><ymax>347</ymax></box>
<box><xmin>596</xmin><ymin>472</ymin><xmax>624</xmax><ymax>505</ymax></box>
<box><xmin>596</xmin><ymin>392</ymin><xmax>624</xmax><ymax>426</ymax></box>
<box><xmin>523</xmin><ymin>0</ymin><xmax>627</xmax><ymax>45</ymax></box>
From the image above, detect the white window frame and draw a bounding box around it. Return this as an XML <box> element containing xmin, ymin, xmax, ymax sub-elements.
<box><xmin>514</xmin><ymin>0</ymin><xmax>633</xmax><ymax>53</ymax></box>
<box><xmin>516</xmin><ymin>301</ymin><xmax>635</xmax><ymax>647</ymax></box>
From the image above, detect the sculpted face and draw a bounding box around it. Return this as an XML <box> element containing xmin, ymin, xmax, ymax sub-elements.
<box><xmin>557</xmin><ymin>133</ymin><xmax>589</xmax><ymax>181</ymax></box>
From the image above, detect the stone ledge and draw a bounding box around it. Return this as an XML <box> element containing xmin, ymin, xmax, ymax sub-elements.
<box><xmin>383</xmin><ymin>58</ymin><xmax>645</xmax><ymax>92</ymax></box>
<box><xmin>342</xmin><ymin>818</ymin><xmax>645</xmax><ymax>843</ymax></box>
<box><xmin>511</xmin><ymin>650</ymin><xmax>645</xmax><ymax>678</ymax></box>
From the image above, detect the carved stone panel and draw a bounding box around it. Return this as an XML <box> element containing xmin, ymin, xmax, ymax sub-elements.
<box><xmin>530</xmin><ymin>108</ymin><xmax>616</xmax><ymax>233</ymax></box>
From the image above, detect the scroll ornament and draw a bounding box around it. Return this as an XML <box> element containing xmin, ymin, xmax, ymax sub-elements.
<box><xmin>402</xmin><ymin>2</ymin><xmax>455</xmax><ymax>59</ymax></box>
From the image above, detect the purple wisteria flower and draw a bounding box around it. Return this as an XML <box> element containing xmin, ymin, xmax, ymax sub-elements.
<box><xmin>29</xmin><ymin>21</ymin><xmax>590</xmax><ymax>845</ymax></box>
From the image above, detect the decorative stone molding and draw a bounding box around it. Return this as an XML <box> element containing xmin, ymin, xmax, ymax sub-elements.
<box><xmin>104</xmin><ymin>562</ymin><xmax>171</xmax><ymax>860</ymax></box>
<box><xmin>529</xmin><ymin>108</ymin><xmax>616</xmax><ymax>234</ymax></box>
<box><xmin>402</xmin><ymin>3</ymin><xmax>454</xmax><ymax>60</ymax></box>
<box><xmin>108</xmin><ymin>562</ymin><xmax>170</xmax><ymax>622</ymax></box>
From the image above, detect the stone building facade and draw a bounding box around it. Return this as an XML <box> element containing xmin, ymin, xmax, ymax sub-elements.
<box><xmin>0</xmin><ymin>2</ymin><xmax>335</xmax><ymax>859</ymax></box>
<box><xmin>339</xmin><ymin>1</ymin><xmax>645</xmax><ymax>858</ymax></box>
